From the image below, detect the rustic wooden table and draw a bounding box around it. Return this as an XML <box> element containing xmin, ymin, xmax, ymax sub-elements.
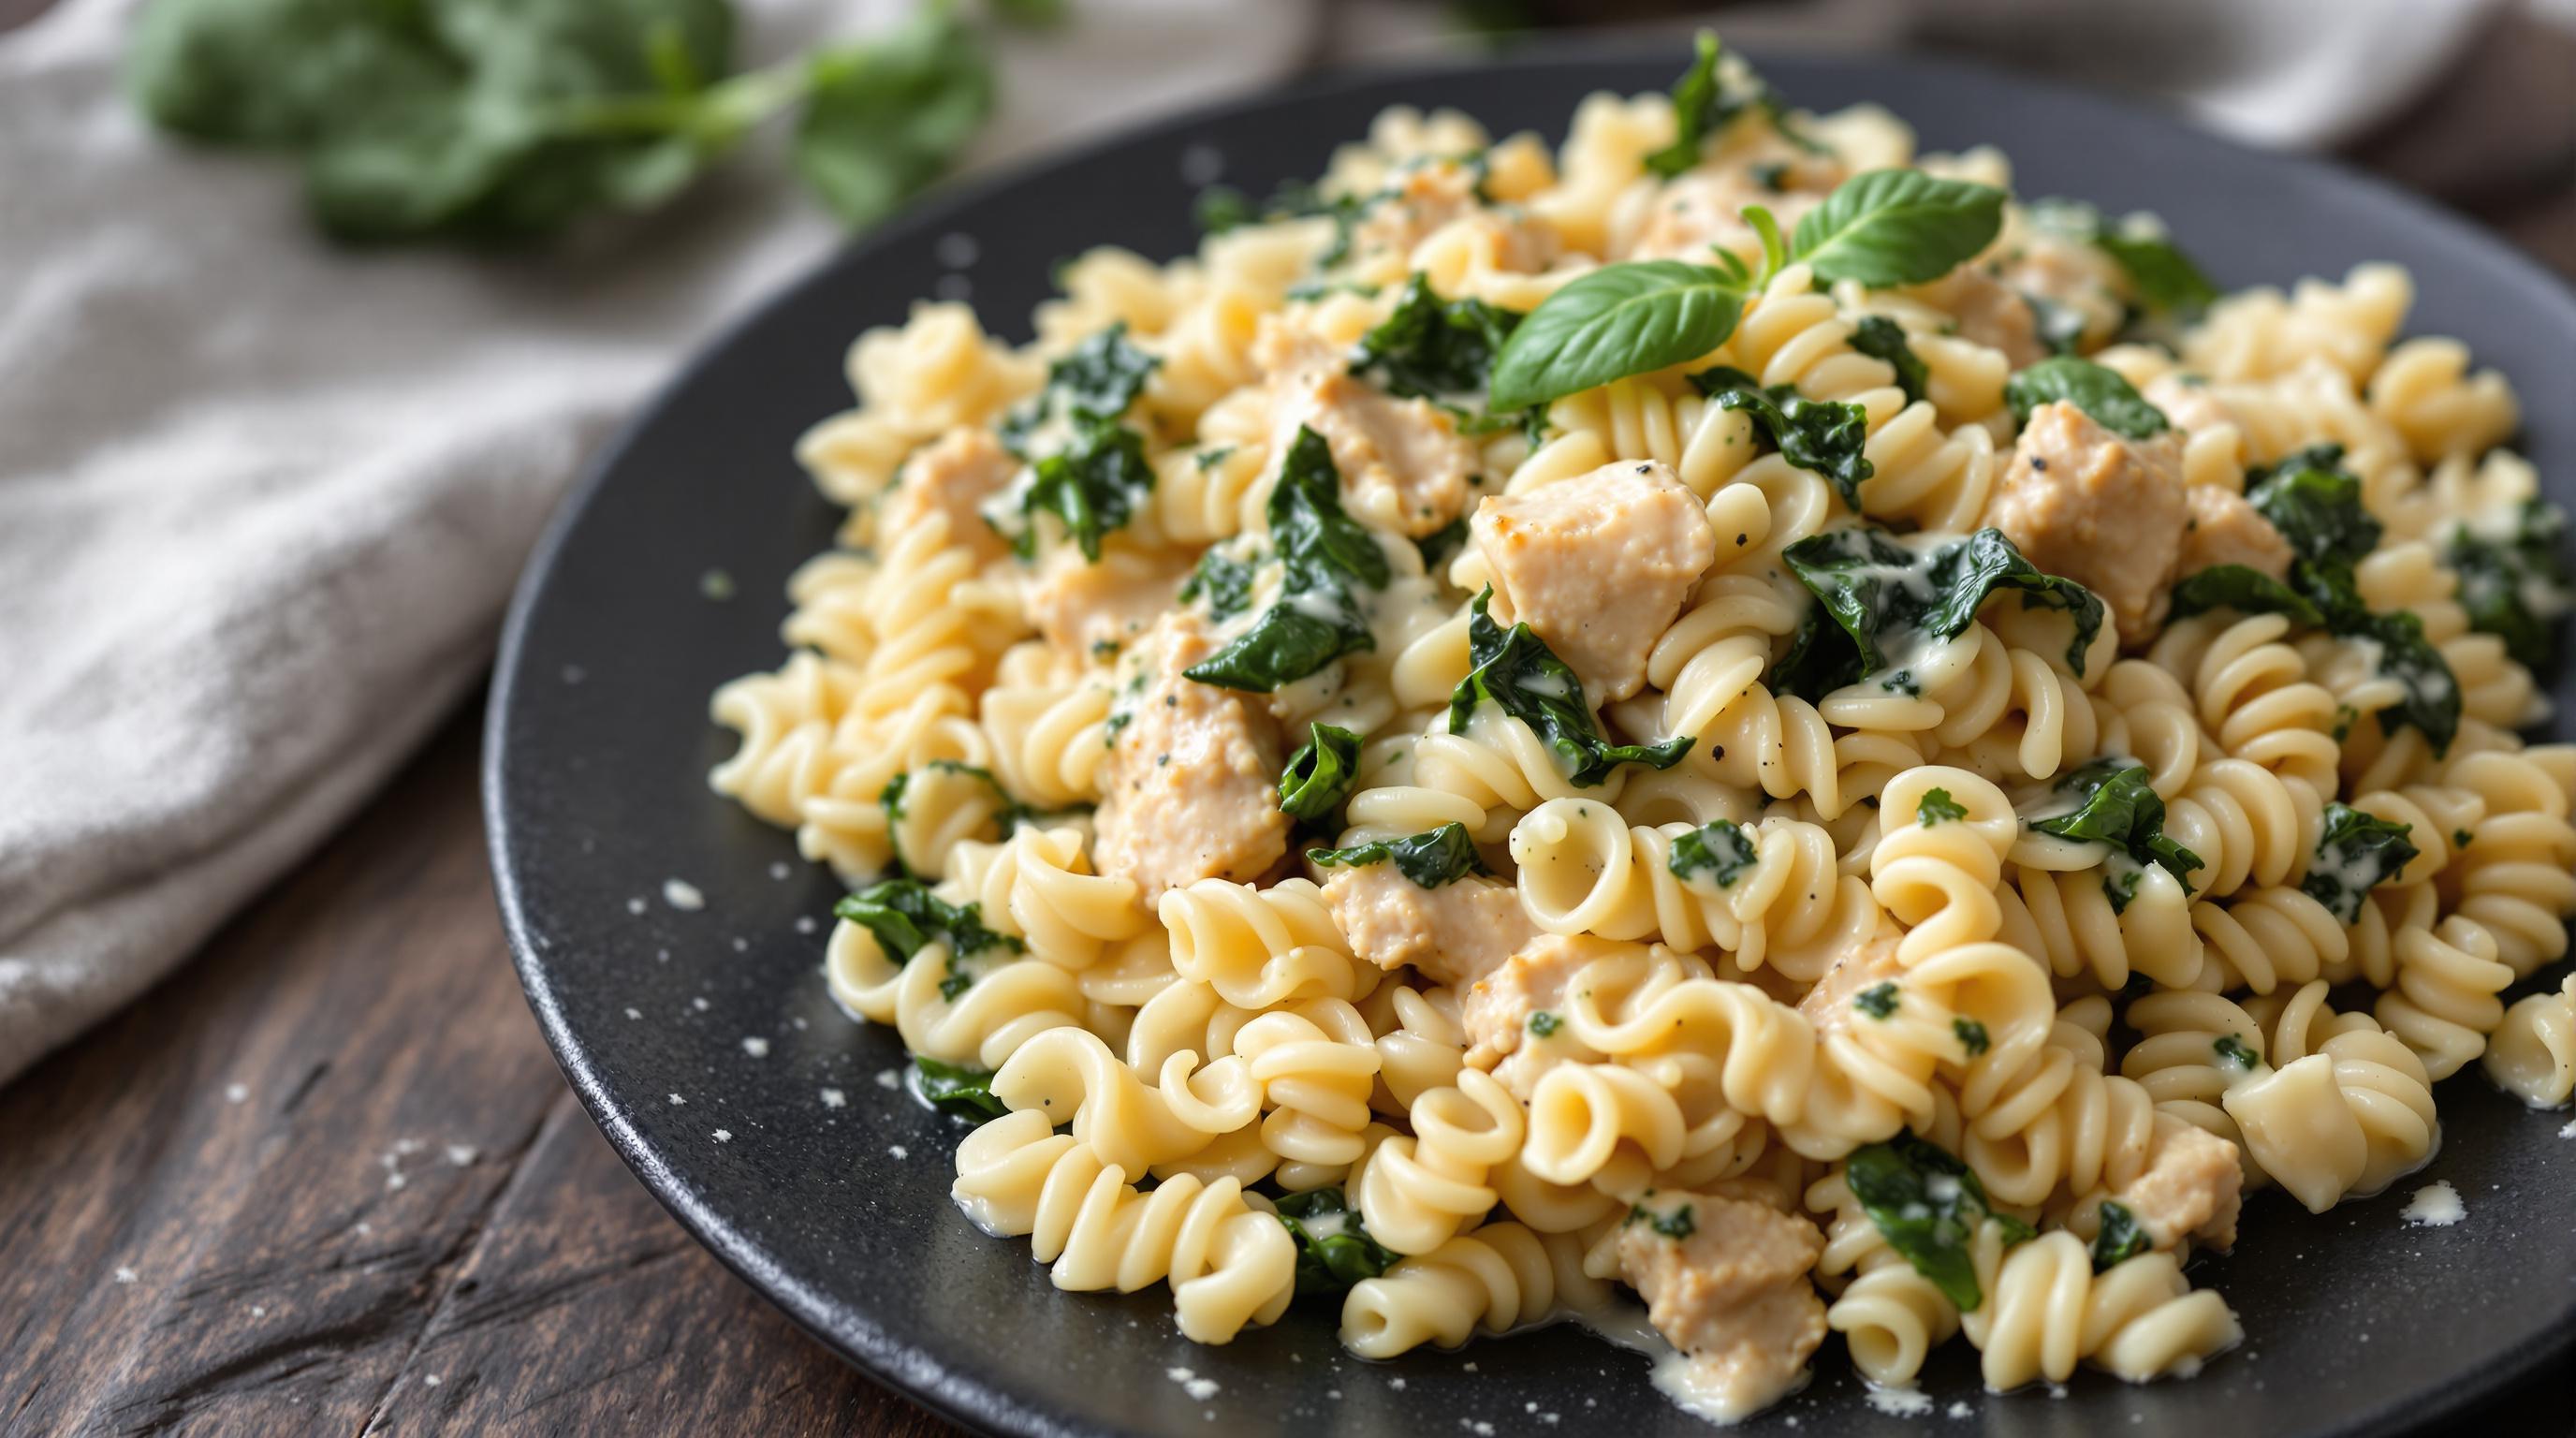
<box><xmin>0</xmin><ymin>707</ymin><xmax>964</xmax><ymax>1436</ymax></box>
<box><xmin>6</xmin><ymin>6</ymin><xmax>2574</xmax><ymax>1433</ymax></box>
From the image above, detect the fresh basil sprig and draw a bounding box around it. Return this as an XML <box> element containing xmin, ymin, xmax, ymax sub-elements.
<box><xmin>128</xmin><ymin>0</ymin><xmax>996</xmax><ymax>241</ymax></box>
<box><xmin>1184</xmin><ymin>427</ymin><xmax>1391</xmax><ymax>692</ymax></box>
<box><xmin>1487</xmin><ymin>169</ymin><xmax>2002</xmax><ymax>410</ymax></box>
<box><xmin>1792</xmin><ymin>169</ymin><xmax>2007</xmax><ymax>287</ymax></box>
<box><xmin>1279</xmin><ymin>723</ymin><xmax>1364</xmax><ymax>821</ymax></box>
<box><xmin>2300</xmin><ymin>803</ymin><xmax>2418</xmax><ymax>923</ymax></box>
<box><xmin>1487</xmin><ymin>260</ymin><xmax>1749</xmax><ymax>412</ymax></box>
<box><xmin>1845</xmin><ymin>1135</ymin><xmax>2034</xmax><ymax>1311</ymax></box>
<box><xmin>1307</xmin><ymin>823</ymin><xmax>1489</xmax><ymax>888</ymax></box>
<box><xmin>2004</xmin><ymin>356</ymin><xmax>2170</xmax><ymax>439</ymax></box>
<box><xmin>1448</xmin><ymin>589</ymin><xmax>1694</xmax><ymax>785</ymax></box>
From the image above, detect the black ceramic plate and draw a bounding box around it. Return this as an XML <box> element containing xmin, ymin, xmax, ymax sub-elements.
<box><xmin>486</xmin><ymin>43</ymin><xmax>2576</xmax><ymax>1438</ymax></box>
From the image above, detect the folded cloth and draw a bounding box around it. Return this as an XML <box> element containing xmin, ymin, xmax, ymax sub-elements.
<box><xmin>0</xmin><ymin>0</ymin><xmax>1314</xmax><ymax>1086</ymax></box>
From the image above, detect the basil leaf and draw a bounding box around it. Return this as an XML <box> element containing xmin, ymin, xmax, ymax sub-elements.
<box><xmin>2027</xmin><ymin>760</ymin><xmax>2203</xmax><ymax>888</ymax></box>
<box><xmin>1790</xmin><ymin>170</ymin><xmax>2006</xmax><ymax>288</ymax></box>
<box><xmin>1782</xmin><ymin>527</ymin><xmax>2105</xmax><ymax>685</ymax></box>
<box><xmin>2004</xmin><ymin>356</ymin><xmax>2170</xmax><ymax>440</ymax></box>
<box><xmin>1667</xmin><ymin>819</ymin><xmax>1759</xmax><ymax>888</ymax></box>
<box><xmin>2300</xmin><ymin>803</ymin><xmax>2419</xmax><ymax>924</ymax></box>
<box><xmin>1487</xmin><ymin>260</ymin><xmax>1747</xmax><ymax>411</ymax></box>
<box><xmin>834</xmin><ymin>880</ymin><xmax>1022</xmax><ymax>965</ymax></box>
<box><xmin>1307</xmin><ymin>823</ymin><xmax>1490</xmax><ymax>888</ymax></box>
<box><xmin>1447</xmin><ymin>589</ymin><xmax>1694</xmax><ymax>785</ymax></box>
<box><xmin>1847</xmin><ymin>315</ymin><xmax>1928</xmax><ymax>404</ymax></box>
<box><xmin>2090</xmin><ymin>1200</ymin><xmax>2151</xmax><ymax>1270</ymax></box>
<box><xmin>1186</xmin><ymin>427</ymin><xmax>1389</xmax><ymax>692</ymax></box>
<box><xmin>1845</xmin><ymin>1135</ymin><xmax>2021</xmax><ymax>1311</ymax></box>
<box><xmin>914</xmin><ymin>1056</ymin><xmax>1010</xmax><ymax>1123</ymax></box>
<box><xmin>1350</xmin><ymin>272</ymin><xmax>1522</xmax><ymax>405</ymax></box>
<box><xmin>1280</xmin><ymin>723</ymin><xmax>1364</xmax><ymax>821</ymax></box>
<box><xmin>1689</xmin><ymin>372</ymin><xmax>1874</xmax><ymax>507</ymax></box>
<box><xmin>2445</xmin><ymin>500</ymin><xmax>2573</xmax><ymax>668</ymax></box>
<box><xmin>2168</xmin><ymin>565</ymin><xmax>2323</xmax><ymax>626</ymax></box>
<box><xmin>1273</xmin><ymin>1187</ymin><xmax>1402</xmax><ymax>1295</ymax></box>
<box><xmin>2029</xmin><ymin>198</ymin><xmax>2218</xmax><ymax>315</ymax></box>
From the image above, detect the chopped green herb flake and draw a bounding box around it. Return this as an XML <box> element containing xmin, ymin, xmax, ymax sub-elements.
<box><xmin>1854</xmin><ymin>982</ymin><xmax>1900</xmax><ymax>1020</ymax></box>
<box><xmin>1529</xmin><ymin>1010</ymin><xmax>1563</xmax><ymax>1038</ymax></box>
<box><xmin>1917</xmin><ymin>787</ymin><xmax>1969</xmax><ymax>826</ymax></box>
<box><xmin>1953</xmin><ymin>1017</ymin><xmax>1990</xmax><ymax>1057</ymax></box>
<box><xmin>2213</xmin><ymin>1034</ymin><xmax>2259</xmax><ymax>1070</ymax></box>
<box><xmin>2090</xmin><ymin>1200</ymin><xmax>2152</xmax><ymax>1270</ymax></box>
<box><xmin>1667</xmin><ymin>819</ymin><xmax>1759</xmax><ymax>888</ymax></box>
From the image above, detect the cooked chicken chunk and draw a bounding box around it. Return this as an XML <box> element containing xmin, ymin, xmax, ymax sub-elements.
<box><xmin>1792</xmin><ymin>923</ymin><xmax>1906</xmax><ymax>1044</ymax></box>
<box><xmin>1985</xmin><ymin>400</ymin><xmax>2191</xmax><ymax>642</ymax></box>
<box><xmin>2174</xmin><ymin>485</ymin><xmax>2294</xmax><ymax>584</ymax></box>
<box><xmin>1616</xmin><ymin>1187</ymin><xmax>1829</xmax><ymax>1422</ymax></box>
<box><xmin>1621</xmin><ymin>169</ymin><xmax>1827</xmax><ymax>265</ymax></box>
<box><xmin>1092</xmin><ymin>613</ymin><xmax>1288</xmax><ymax>897</ymax></box>
<box><xmin>1458</xmin><ymin>932</ymin><xmax>1620</xmax><ymax>1096</ymax></box>
<box><xmin>2109</xmin><ymin>1115</ymin><xmax>2245</xmax><ymax>1253</ymax></box>
<box><xmin>878</xmin><ymin>427</ymin><xmax>1018</xmax><ymax>563</ymax></box>
<box><xmin>1024</xmin><ymin>542</ymin><xmax>1194</xmax><ymax>656</ymax></box>
<box><xmin>1323</xmin><ymin>863</ymin><xmax>1530</xmax><ymax>990</ymax></box>
<box><xmin>1345</xmin><ymin>160</ymin><xmax>1554</xmax><ymax>273</ymax></box>
<box><xmin>1471</xmin><ymin>461</ymin><xmax>1717</xmax><ymax>706</ymax></box>
<box><xmin>1254</xmin><ymin>324</ymin><xmax>1481</xmax><ymax>539</ymax></box>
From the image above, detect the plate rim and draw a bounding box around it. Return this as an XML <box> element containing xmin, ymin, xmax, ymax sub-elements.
<box><xmin>483</xmin><ymin>37</ymin><xmax>2576</xmax><ymax>1438</ymax></box>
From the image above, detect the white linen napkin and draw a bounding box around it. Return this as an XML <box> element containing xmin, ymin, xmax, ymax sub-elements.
<box><xmin>0</xmin><ymin>0</ymin><xmax>1314</xmax><ymax>1086</ymax></box>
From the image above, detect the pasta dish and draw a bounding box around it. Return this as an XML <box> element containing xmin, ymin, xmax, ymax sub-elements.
<box><xmin>705</xmin><ymin>34</ymin><xmax>2576</xmax><ymax>1421</ymax></box>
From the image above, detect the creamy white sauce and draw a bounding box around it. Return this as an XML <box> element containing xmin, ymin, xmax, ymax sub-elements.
<box><xmin>1558</xmin><ymin>1302</ymin><xmax>1812</xmax><ymax>1428</ymax></box>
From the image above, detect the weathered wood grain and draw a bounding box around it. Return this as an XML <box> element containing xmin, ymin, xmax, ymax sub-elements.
<box><xmin>0</xmin><ymin>709</ymin><xmax>964</xmax><ymax>1438</ymax></box>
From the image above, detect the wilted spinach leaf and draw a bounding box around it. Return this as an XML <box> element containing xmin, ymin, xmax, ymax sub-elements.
<box><xmin>1845</xmin><ymin>1135</ymin><xmax>2033</xmax><ymax>1311</ymax></box>
<box><xmin>2004</xmin><ymin>356</ymin><xmax>2170</xmax><ymax>439</ymax></box>
<box><xmin>2444</xmin><ymin>500</ymin><xmax>2572</xmax><ymax>668</ymax></box>
<box><xmin>1279</xmin><ymin>723</ymin><xmax>1364</xmax><ymax>821</ymax></box>
<box><xmin>1448</xmin><ymin>589</ymin><xmax>1693</xmax><ymax>785</ymax></box>
<box><xmin>1781</xmin><ymin>527</ymin><xmax>2104</xmax><ymax>690</ymax></box>
<box><xmin>1689</xmin><ymin>370</ymin><xmax>1874</xmax><ymax>506</ymax></box>
<box><xmin>1847</xmin><ymin>315</ymin><xmax>1928</xmax><ymax>404</ymax></box>
<box><xmin>914</xmin><ymin>1056</ymin><xmax>1010</xmax><ymax>1123</ymax></box>
<box><xmin>2300</xmin><ymin>803</ymin><xmax>2418</xmax><ymax>923</ymax></box>
<box><xmin>1307</xmin><ymin>823</ymin><xmax>1489</xmax><ymax>888</ymax></box>
<box><xmin>1185</xmin><ymin>427</ymin><xmax>1391</xmax><ymax>691</ymax></box>
<box><xmin>834</xmin><ymin>879</ymin><xmax>1022</xmax><ymax>965</ymax></box>
<box><xmin>2027</xmin><ymin>759</ymin><xmax>2203</xmax><ymax>888</ymax></box>
<box><xmin>2089</xmin><ymin>1200</ymin><xmax>2151</xmax><ymax>1270</ymax></box>
<box><xmin>1272</xmin><ymin>1188</ymin><xmax>1401</xmax><ymax>1295</ymax></box>
<box><xmin>1667</xmin><ymin>819</ymin><xmax>1759</xmax><ymax>888</ymax></box>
